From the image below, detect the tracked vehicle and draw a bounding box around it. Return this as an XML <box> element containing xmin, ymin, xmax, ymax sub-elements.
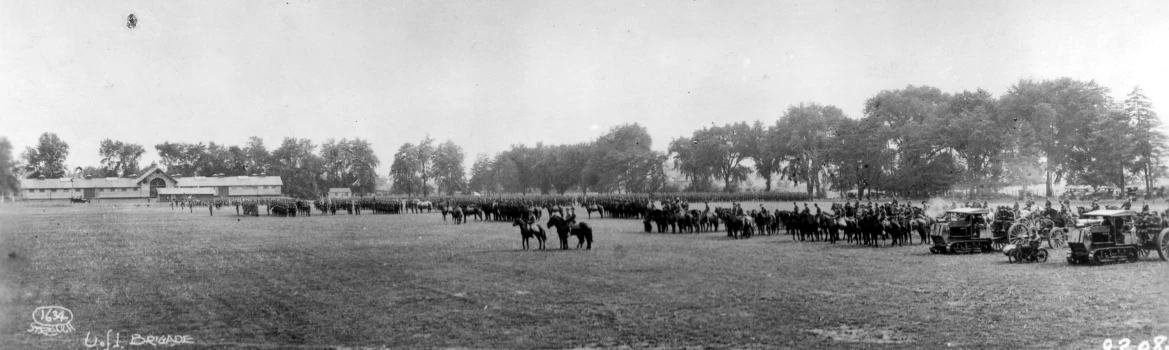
<box><xmin>1067</xmin><ymin>210</ymin><xmax>1169</xmax><ymax>264</ymax></box>
<box><xmin>929</xmin><ymin>208</ymin><xmax>995</xmax><ymax>254</ymax></box>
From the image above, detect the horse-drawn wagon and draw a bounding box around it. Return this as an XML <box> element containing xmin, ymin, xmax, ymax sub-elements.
<box><xmin>929</xmin><ymin>208</ymin><xmax>996</xmax><ymax>254</ymax></box>
<box><xmin>1067</xmin><ymin>210</ymin><xmax>1169</xmax><ymax>264</ymax></box>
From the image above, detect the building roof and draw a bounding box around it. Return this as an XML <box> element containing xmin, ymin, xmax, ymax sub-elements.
<box><xmin>134</xmin><ymin>165</ymin><xmax>177</xmax><ymax>184</ymax></box>
<box><xmin>157</xmin><ymin>188</ymin><xmax>216</xmax><ymax>195</ymax></box>
<box><xmin>21</xmin><ymin>177</ymin><xmax>140</xmax><ymax>189</ymax></box>
<box><xmin>328</xmin><ymin>188</ymin><xmax>352</xmax><ymax>193</ymax></box>
<box><xmin>21</xmin><ymin>171</ymin><xmax>283</xmax><ymax>189</ymax></box>
<box><xmin>173</xmin><ymin>175</ymin><xmax>283</xmax><ymax>187</ymax></box>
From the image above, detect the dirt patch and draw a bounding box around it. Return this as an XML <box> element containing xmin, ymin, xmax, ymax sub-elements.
<box><xmin>806</xmin><ymin>324</ymin><xmax>913</xmax><ymax>344</ymax></box>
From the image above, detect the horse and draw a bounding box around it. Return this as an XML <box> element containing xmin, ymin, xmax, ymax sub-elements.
<box><xmin>545</xmin><ymin>204</ymin><xmax>565</xmax><ymax>218</ymax></box>
<box><xmin>880</xmin><ymin>212</ymin><xmax>905</xmax><ymax>246</ymax></box>
<box><xmin>451</xmin><ymin>206</ymin><xmax>465</xmax><ymax>224</ymax></box>
<box><xmin>547</xmin><ymin>215</ymin><xmax>593</xmax><ymax>249</ymax></box>
<box><xmin>584</xmin><ymin>203</ymin><xmax>604</xmax><ymax>219</ymax></box>
<box><xmin>511</xmin><ymin>219</ymin><xmax>546</xmax><ymax>250</ymax></box>
<box><xmin>463</xmin><ymin>205</ymin><xmax>483</xmax><ymax>221</ymax></box>
<box><xmin>909</xmin><ymin>215</ymin><xmax>932</xmax><ymax>245</ymax></box>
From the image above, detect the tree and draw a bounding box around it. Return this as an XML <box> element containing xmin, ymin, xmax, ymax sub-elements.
<box><xmin>99</xmin><ymin>139</ymin><xmax>146</xmax><ymax>177</ymax></box>
<box><xmin>589</xmin><ymin>123</ymin><xmax>665</xmax><ymax>193</ymax></box>
<box><xmin>467</xmin><ymin>153</ymin><xmax>495</xmax><ymax>193</ymax></box>
<box><xmin>749</xmin><ymin>121</ymin><xmax>781</xmax><ymax>191</ymax></box>
<box><xmin>432</xmin><ymin>140</ymin><xmax>466</xmax><ymax>195</ymax></box>
<box><xmin>861</xmin><ymin>86</ymin><xmax>956</xmax><ymax>197</ymax></box>
<box><xmin>155</xmin><ymin>142</ymin><xmax>204</xmax><ymax>176</ymax></box>
<box><xmin>415</xmin><ymin>136</ymin><xmax>436</xmax><ymax>197</ymax></box>
<box><xmin>0</xmin><ymin>138</ymin><xmax>20</xmax><ymax>198</ymax></box>
<box><xmin>1069</xmin><ymin>107</ymin><xmax>1135</xmax><ymax>190</ymax></box>
<box><xmin>774</xmin><ymin>103</ymin><xmax>849</xmax><ymax>197</ymax></box>
<box><xmin>389</xmin><ymin>143</ymin><xmax>420</xmax><ymax>196</ymax></box>
<box><xmin>320</xmin><ymin>138</ymin><xmax>380</xmax><ymax>194</ymax></box>
<box><xmin>1124</xmin><ymin>86</ymin><xmax>1168</xmax><ymax>197</ymax></box>
<box><xmin>243</xmin><ymin>136</ymin><xmax>271</xmax><ymax>174</ymax></box>
<box><xmin>1000</xmin><ymin>78</ymin><xmax>1113</xmax><ymax>196</ymax></box>
<box><xmin>938</xmin><ymin>90</ymin><xmax>1013</xmax><ymax>197</ymax></box>
<box><xmin>21</xmin><ymin>132</ymin><xmax>70</xmax><ymax>178</ymax></box>
<box><xmin>271</xmin><ymin>138</ymin><xmax>323</xmax><ymax>198</ymax></box>
<box><xmin>668</xmin><ymin>122</ymin><xmax>753</xmax><ymax>192</ymax></box>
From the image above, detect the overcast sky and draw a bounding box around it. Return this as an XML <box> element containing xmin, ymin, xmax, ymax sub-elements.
<box><xmin>3</xmin><ymin>0</ymin><xmax>1168</xmax><ymax>176</ymax></box>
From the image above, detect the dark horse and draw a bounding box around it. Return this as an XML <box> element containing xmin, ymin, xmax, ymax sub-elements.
<box><xmin>584</xmin><ymin>204</ymin><xmax>604</xmax><ymax>219</ymax></box>
<box><xmin>547</xmin><ymin>215</ymin><xmax>593</xmax><ymax>249</ymax></box>
<box><xmin>511</xmin><ymin>219</ymin><xmax>546</xmax><ymax>250</ymax></box>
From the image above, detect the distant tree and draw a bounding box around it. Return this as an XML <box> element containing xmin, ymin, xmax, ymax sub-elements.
<box><xmin>21</xmin><ymin>132</ymin><xmax>70</xmax><ymax>178</ymax></box>
<box><xmin>98</xmin><ymin>139</ymin><xmax>146</xmax><ymax>177</ymax></box>
<box><xmin>432</xmin><ymin>140</ymin><xmax>466</xmax><ymax>195</ymax></box>
<box><xmin>467</xmin><ymin>153</ymin><xmax>495</xmax><ymax>193</ymax></box>
<box><xmin>1000</xmin><ymin>78</ymin><xmax>1113</xmax><ymax>196</ymax></box>
<box><xmin>389</xmin><ymin>143</ymin><xmax>420</xmax><ymax>196</ymax></box>
<box><xmin>271</xmin><ymin>138</ymin><xmax>323</xmax><ymax>198</ymax></box>
<box><xmin>155</xmin><ymin>142</ymin><xmax>204</xmax><ymax>176</ymax></box>
<box><xmin>773</xmin><ymin>103</ymin><xmax>849</xmax><ymax>197</ymax></box>
<box><xmin>0</xmin><ymin>138</ymin><xmax>19</xmax><ymax>198</ymax></box>
<box><xmin>1069</xmin><ymin>107</ymin><xmax>1135</xmax><ymax>190</ymax></box>
<box><xmin>589</xmin><ymin>123</ymin><xmax>666</xmax><ymax>193</ymax></box>
<box><xmin>1124</xmin><ymin>86</ymin><xmax>1168</xmax><ymax>197</ymax></box>
<box><xmin>749</xmin><ymin>121</ymin><xmax>781</xmax><ymax>191</ymax></box>
<box><xmin>320</xmin><ymin>138</ymin><xmax>380</xmax><ymax>194</ymax></box>
<box><xmin>415</xmin><ymin>136</ymin><xmax>436</xmax><ymax>197</ymax></box>
<box><xmin>861</xmin><ymin>86</ymin><xmax>955</xmax><ymax>197</ymax></box>
<box><xmin>243</xmin><ymin>136</ymin><xmax>271</xmax><ymax>174</ymax></box>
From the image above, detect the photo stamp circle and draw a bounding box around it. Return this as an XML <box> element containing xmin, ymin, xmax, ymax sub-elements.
<box><xmin>127</xmin><ymin>13</ymin><xmax>137</xmax><ymax>29</ymax></box>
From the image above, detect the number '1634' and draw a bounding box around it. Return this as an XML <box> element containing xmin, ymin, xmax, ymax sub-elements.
<box><xmin>1104</xmin><ymin>336</ymin><xmax>1168</xmax><ymax>350</ymax></box>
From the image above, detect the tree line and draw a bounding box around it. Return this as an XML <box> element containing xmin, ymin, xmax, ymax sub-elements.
<box><xmin>3</xmin><ymin>77</ymin><xmax>1165</xmax><ymax>200</ymax></box>
<box><xmin>5</xmin><ymin>135</ymin><xmax>380</xmax><ymax>199</ymax></box>
<box><xmin>669</xmin><ymin>79</ymin><xmax>1166</xmax><ymax>198</ymax></box>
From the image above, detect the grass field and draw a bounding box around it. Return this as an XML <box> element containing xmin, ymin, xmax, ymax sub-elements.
<box><xmin>2</xmin><ymin>201</ymin><xmax>1168</xmax><ymax>349</ymax></box>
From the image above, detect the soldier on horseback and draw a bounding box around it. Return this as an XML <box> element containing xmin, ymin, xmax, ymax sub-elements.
<box><xmin>1091</xmin><ymin>199</ymin><xmax>1100</xmax><ymax>211</ymax></box>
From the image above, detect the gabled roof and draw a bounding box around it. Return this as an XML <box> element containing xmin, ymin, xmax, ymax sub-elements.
<box><xmin>946</xmin><ymin>208</ymin><xmax>990</xmax><ymax>215</ymax></box>
<box><xmin>133</xmin><ymin>165</ymin><xmax>176</xmax><ymax>185</ymax></box>
<box><xmin>328</xmin><ymin>188</ymin><xmax>352</xmax><ymax>193</ymax></box>
<box><xmin>1082</xmin><ymin>210</ymin><xmax>1138</xmax><ymax>217</ymax></box>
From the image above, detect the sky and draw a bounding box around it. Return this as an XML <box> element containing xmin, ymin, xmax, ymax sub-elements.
<box><xmin>3</xmin><ymin>0</ymin><xmax>1169</xmax><ymax>176</ymax></box>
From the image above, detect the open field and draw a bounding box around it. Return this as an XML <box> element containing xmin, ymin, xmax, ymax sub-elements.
<box><xmin>2</xmin><ymin>202</ymin><xmax>1168</xmax><ymax>349</ymax></box>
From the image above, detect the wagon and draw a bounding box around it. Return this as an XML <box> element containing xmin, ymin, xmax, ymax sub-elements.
<box><xmin>929</xmin><ymin>208</ymin><xmax>994</xmax><ymax>254</ymax></box>
<box><xmin>1067</xmin><ymin>210</ymin><xmax>1169</xmax><ymax>264</ymax></box>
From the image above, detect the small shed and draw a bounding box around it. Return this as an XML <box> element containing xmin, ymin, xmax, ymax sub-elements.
<box><xmin>328</xmin><ymin>188</ymin><xmax>352</xmax><ymax>199</ymax></box>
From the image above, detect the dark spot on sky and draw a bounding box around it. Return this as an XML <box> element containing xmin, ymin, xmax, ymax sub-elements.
<box><xmin>127</xmin><ymin>14</ymin><xmax>137</xmax><ymax>29</ymax></box>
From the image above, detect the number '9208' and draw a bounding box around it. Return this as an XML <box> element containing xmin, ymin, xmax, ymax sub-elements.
<box><xmin>1103</xmin><ymin>336</ymin><xmax>1167</xmax><ymax>350</ymax></box>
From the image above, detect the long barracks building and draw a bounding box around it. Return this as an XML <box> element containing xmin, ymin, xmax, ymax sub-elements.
<box><xmin>18</xmin><ymin>166</ymin><xmax>283</xmax><ymax>201</ymax></box>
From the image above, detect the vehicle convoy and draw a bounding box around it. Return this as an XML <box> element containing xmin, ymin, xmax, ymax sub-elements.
<box><xmin>1067</xmin><ymin>210</ymin><xmax>1169</xmax><ymax>264</ymax></box>
<box><xmin>930</xmin><ymin>208</ymin><xmax>997</xmax><ymax>254</ymax></box>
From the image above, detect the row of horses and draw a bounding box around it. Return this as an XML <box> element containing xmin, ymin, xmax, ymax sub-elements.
<box><xmin>634</xmin><ymin>202</ymin><xmax>937</xmax><ymax>246</ymax></box>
